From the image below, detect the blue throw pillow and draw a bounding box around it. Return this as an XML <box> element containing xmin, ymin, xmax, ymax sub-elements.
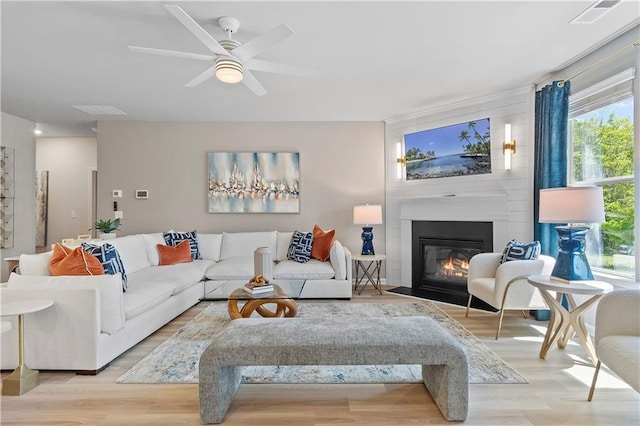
<box><xmin>163</xmin><ymin>230</ymin><xmax>201</xmax><ymax>260</ymax></box>
<box><xmin>81</xmin><ymin>242</ymin><xmax>128</xmax><ymax>292</ymax></box>
<box><xmin>287</xmin><ymin>231</ymin><xmax>313</xmax><ymax>263</ymax></box>
<box><xmin>500</xmin><ymin>239</ymin><xmax>541</xmax><ymax>264</ymax></box>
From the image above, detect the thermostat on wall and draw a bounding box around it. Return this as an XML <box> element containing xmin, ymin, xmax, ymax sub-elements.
<box><xmin>135</xmin><ymin>189</ymin><xmax>149</xmax><ymax>199</ymax></box>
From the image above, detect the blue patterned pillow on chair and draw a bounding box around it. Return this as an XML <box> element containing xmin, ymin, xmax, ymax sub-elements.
<box><xmin>287</xmin><ymin>231</ymin><xmax>313</xmax><ymax>263</ymax></box>
<box><xmin>81</xmin><ymin>242</ymin><xmax>128</xmax><ymax>292</ymax></box>
<box><xmin>500</xmin><ymin>239</ymin><xmax>541</xmax><ymax>264</ymax></box>
<box><xmin>163</xmin><ymin>230</ymin><xmax>201</xmax><ymax>260</ymax></box>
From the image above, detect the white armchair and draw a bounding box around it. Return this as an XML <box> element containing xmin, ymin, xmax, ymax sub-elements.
<box><xmin>465</xmin><ymin>253</ymin><xmax>556</xmax><ymax>339</ymax></box>
<box><xmin>588</xmin><ymin>288</ymin><xmax>640</xmax><ymax>400</ymax></box>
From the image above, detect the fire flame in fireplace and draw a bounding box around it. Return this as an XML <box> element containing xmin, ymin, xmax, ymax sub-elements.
<box><xmin>441</xmin><ymin>257</ymin><xmax>469</xmax><ymax>278</ymax></box>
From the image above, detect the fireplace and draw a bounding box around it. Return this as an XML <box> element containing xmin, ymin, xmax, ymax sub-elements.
<box><xmin>410</xmin><ymin>220</ymin><xmax>495</xmax><ymax>309</ymax></box>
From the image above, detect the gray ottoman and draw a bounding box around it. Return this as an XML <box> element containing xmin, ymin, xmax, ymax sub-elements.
<box><xmin>199</xmin><ymin>316</ymin><xmax>468</xmax><ymax>423</ymax></box>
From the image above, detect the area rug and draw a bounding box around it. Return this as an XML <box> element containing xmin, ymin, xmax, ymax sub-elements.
<box><xmin>117</xmin><ymin>302</ymin><xmax>528</xmax><ymax>385</ymax></box>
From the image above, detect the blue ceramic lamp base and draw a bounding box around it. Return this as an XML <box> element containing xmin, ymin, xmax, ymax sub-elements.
<box><xmin>551</xmin><ymin>226</ymin><xmax>594</xmax><ymax>282</ymax></box>
<box><xmin>361</xmin><ymin>226</ymin><xmax>375</xmax><ymax>255</ymax></box>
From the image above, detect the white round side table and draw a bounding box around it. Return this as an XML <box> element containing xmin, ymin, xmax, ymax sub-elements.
<box><xmin>1</xmin><ymin>299</ymin><xmax>54</xmax><ymax>395</ymax></box>
<box><xmin>527</xmin><ymin>275</ymin><xmax>612</xmax><ymax>365</ymax></box>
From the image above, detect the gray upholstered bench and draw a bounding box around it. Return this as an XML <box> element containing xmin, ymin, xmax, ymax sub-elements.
<box><xmin>199</xmin><ymin>316</ymin><xmax>469</xmax><ymax>423</ymax></box>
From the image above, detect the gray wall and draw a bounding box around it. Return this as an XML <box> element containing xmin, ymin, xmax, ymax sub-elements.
<box><xmin>96</xmin><ymin>121</ymin><xmax>385</xmax><ymax>256</ymax></box>
<box><xmin>1</xmin><ymin>112</ymin><xmax>36</xmax><ymax>282</ymax></box>
<box><xmin>36</xmin><ymin>137</ymin><xmax>97</xmax><ymax>247</ymax></box>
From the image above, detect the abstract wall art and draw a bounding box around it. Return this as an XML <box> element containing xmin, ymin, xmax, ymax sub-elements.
<box><xmin>35</xmin><ymin>170</ymin><xmax>49</xmax><ymax>247</ymax></box>
<box><xmin>208</xmin><ymin>152</ymin><xmax>300</xmax><ymax>213</ymax></box>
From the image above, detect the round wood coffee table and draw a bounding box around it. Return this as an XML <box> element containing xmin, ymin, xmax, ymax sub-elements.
<box><xmin>227</xmin><ymin>284</ymin><xmax>298</xmax><ymax>319</ymax></box>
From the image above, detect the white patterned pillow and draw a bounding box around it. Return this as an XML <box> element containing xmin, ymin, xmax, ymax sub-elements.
<box><xmin>287</xmin><ymin>231</ymin><xmax>313</xmax><ymax>263</ymax></box>
<box><xmin>500</xmin><ymin>239</ymin><xmax>541</xmax><ymax>264</ymax></box>
<box><xmin>81</xmin><ymin>242</ymin><xmax>128</xmax><ymax>292</ymax></box>
<box><xmin>163</xmin><ymin>230</ymin><xmax>201</xmax><ymax>260</ymax></box>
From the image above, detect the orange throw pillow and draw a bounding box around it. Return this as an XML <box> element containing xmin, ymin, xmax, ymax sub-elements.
<box><xmin>157</xmin><ymin>240</ymin><xmax>193</xmax><ymax>266</ymax></box>
<box><xmin>49</xmin><ymin>243</ymin><xmax>105</xmax><ymax>276</ymax></box>
<box><xmin>311</xmin><ymin>224</ymin><xmax>335</xmax><ymax>262</ymax></box>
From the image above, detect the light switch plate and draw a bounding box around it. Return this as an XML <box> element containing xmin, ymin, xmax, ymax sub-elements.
<box><xmin>112</xmin><ymin>189</ymin><xmax>122</xmax><ymax>198</ymax></box>
<box><xmin>114</xmin><ymin>211</ymin><xmax>123</xmax><ymax>219</ymax></box>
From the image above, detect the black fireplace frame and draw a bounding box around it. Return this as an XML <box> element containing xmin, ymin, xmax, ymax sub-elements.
<box><xmin>409</xmin><ymin>220</ymin><xmax>495</xmax><ymax>310</ymax></box>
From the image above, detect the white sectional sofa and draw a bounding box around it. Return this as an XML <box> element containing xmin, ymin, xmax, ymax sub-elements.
<box><xmin>0</xmin><ymin>230</ymin><xmax>352</xmax><ymax>373</ymax></box>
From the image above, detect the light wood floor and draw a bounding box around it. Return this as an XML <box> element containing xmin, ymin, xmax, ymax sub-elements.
<box><xmin>1</xmin><ymin>287</ymin><xmax>638</xmax><ymax>425</ymax></box>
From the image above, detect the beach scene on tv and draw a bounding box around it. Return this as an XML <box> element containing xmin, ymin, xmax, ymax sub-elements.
<box><xmin>404</xmin><ymin>118</ymin><xmax>491</xmax><ymax>180</ymax></box>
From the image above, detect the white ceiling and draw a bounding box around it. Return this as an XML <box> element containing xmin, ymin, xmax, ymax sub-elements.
<box><xmin>2</xmin><ymin>1</ymin><xmax>639</xmax><ymax>137</ymax></box>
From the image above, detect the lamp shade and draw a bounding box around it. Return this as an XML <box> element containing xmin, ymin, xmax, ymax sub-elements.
<box><xmin>539</xmin><ymin>186</ymin><xmax>605</xmax><ymax>224</ymax></box>
<box><xmin>353</xmin><ymin>204</ymin><xmax>383</xmax><ymax>225</ymax></box>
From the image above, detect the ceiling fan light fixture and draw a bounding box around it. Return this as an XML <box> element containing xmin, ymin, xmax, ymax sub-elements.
<box><xmin>215</xmin><ymin>57</ymin><xmax>243</xmax><ymax>84</ymax></box>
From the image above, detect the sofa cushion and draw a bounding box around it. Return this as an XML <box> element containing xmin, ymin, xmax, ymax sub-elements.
<box><xmin>109</xmin><ymin>235</ymin><xmax>151</xmax><ymax>275</ymax></box>
<box><xmin>19</xmin><ymin>251</ymin><xmax>53</xmax><ymax>276</ymax></box>
<box><xmin>205</xmin><ymin>257</ymin><xmax>255</xmax><ymax>280</ymax></box>
<box><xmin>500</xmin><ymin>239</ymin><xmax>541</xmax><ymax>264</ymax></box>
<box><xmin>157</xmin><ymin>240</ymin><xmax>193</xmax><ymax>266</ymax></box>
<box><xmin>123</xmin><ymin>281</ymin><xmax>174</xmax><ymax>320</ymax></box>
<box><xmin>81</xmin><ymin>242</ymin><xmax>128</xmax><ymax>291</ymax></box>
<box><xmin>49</xmin><ymin>244</ymin><xmax>105</xmax><ymax>276</ymax></box>
<box><xmin>221</xmin><ymin>231</ymin><xmax>277</xmax><ymax>260</ymax></box>
<box><xmin>287</xmin><ymin>231</ymin><xmax>313</xmax><ymax>263</ymax></box>
<box><xmin>311</xmin><ymin>225</ymin><xmax>335</xmax><ymax>262</ymax></box>
<box><xmin>198</xmin><ymin>233</ymin><xmax>223</xmax><ymax>262</ymax></box>
<box><xmin>142</xmin><ymin>233</ymin><xmax>165</xmax><ymax>266</ymax></box>
<box><xmin>163</xmin><ymin>230</ymin><xmax>201</xmax><ymax>260</ymax></box>
<box><xmin>273</xmin><ymin>259</ymin><xmax>335</xmax><ymax>280</ymax></box>
<box><xmin>127</xmin><ymin>260</ymin><xmax>211</xmax><ymax>296</ymax></box>
<box><xmin>276</xmin><ymin>232</ymin><xmax>294</xmax><ymax>261</ymax></box>
<box><xmin>7</xmin><ymin>273</ymin><xmax>125</xmax><ymax>335</ymax></box>
<box><xmin>329</xmin><ymin>240</ymin><xmax>347</xmax><ymax>280</ymax></box>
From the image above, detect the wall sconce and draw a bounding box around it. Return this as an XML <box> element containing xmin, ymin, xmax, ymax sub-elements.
<box><xmin>396</xmin><ymin>142</ymin><xmax>405</xmax><ymax>179</ymax></box>
<box><xmin>503</xmin><ymin>124</ymin><xmax>516</xmax><ymax>170</ymax></box>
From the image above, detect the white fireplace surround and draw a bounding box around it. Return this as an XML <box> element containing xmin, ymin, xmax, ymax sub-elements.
<box><xmin>400</xmin><ymin>192</ymin><xmax>510</xmax><ymax>287</ymax></box>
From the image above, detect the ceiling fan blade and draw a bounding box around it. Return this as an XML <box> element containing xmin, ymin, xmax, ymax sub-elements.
<box><xmin>241</xmin><ymin>70</ymin><xmax>267</xmax><ymax>96</ymax></box>
<box><xmin>164</xmin><ymin>5</ymin><xmax>228</xmax><ymax>56</ymax></box>
<box><xmin>246</xmin><ymin>58</ymin><xmax>314</xmax><ymax>77</ymax></box>
<box><xmin>184</xmin><ymin>65</ymin><xmax>217</xmax><ymax>88</ymax></box>
<box><xmin>128</xmin><ymin>46</ymin><xmax>215</xmax><ymax>62</ymax></box>
<box><xmin>231</xmin><ymin>24</ymin><xmax>294</xmax><ymax>61</ymax></box>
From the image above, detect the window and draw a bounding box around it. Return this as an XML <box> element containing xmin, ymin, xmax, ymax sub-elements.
<box><xmin>568</xmin><ymin>69</ymin><xmax>636</xmax><ymax>279</ymax></box>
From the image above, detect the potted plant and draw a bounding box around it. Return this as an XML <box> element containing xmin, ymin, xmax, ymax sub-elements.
<box><xmin>90</xmin><ymin>218</ymin><xmax>121</xmax><ymax>240</ymax></box>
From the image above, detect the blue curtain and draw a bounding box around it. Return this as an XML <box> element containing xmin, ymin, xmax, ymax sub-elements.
<box><xmin>534</xmin><ymin>81</ymin><xmax>570</xmax><ymax>256</ymax></box>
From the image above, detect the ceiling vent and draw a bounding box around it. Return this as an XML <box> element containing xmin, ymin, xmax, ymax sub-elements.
<box><xmin>570</xmin><ymin>0</ymin><xmax>621</xmax><ymax>24</ymax></box>
<box><xmin>72</xmin><ymin>105</ymin><xmax>127</xmax><ymax>115</ymax></box>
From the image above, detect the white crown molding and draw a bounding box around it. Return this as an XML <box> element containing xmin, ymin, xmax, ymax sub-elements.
<box><xmin>384</xmin><ymin>85</ymin><xmax>534</xmax><ymax>125</ymax></box>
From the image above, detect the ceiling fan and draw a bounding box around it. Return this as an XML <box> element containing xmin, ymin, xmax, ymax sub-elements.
<box><xmin>128</xmin><ymin>4</ymin><xmax>312</xmax><ymax>96</ymax></box>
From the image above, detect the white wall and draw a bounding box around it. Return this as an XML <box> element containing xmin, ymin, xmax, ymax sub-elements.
<box><xmin>384</xmin><ymin>86</ymin><xmax>535</xmax><ymax>287</ymax></box>
<box><xmin>96</xmin><ymin>121</ymin><xmax>385</xmax><ymax>255</ymax></box>
<box><xmin>36</xmin><ymin>137</ymin><xmax>97</xmax><ymax>247</ymax></box>
<box><xmin>0</xmin><ymin>112</ymin><xmax>36</xmax><ymax>282</ymax></box>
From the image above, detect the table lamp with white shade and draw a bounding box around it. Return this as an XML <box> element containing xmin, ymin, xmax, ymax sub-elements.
<box><xmin>353</xmin><ymin>204</ymin><xmax>383</xmax><ymax>255</ymax></box>
<box><xmin>538</xmin><ymin>186</ymin><xmax>605</xmax><ymax>282</ymax></box>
